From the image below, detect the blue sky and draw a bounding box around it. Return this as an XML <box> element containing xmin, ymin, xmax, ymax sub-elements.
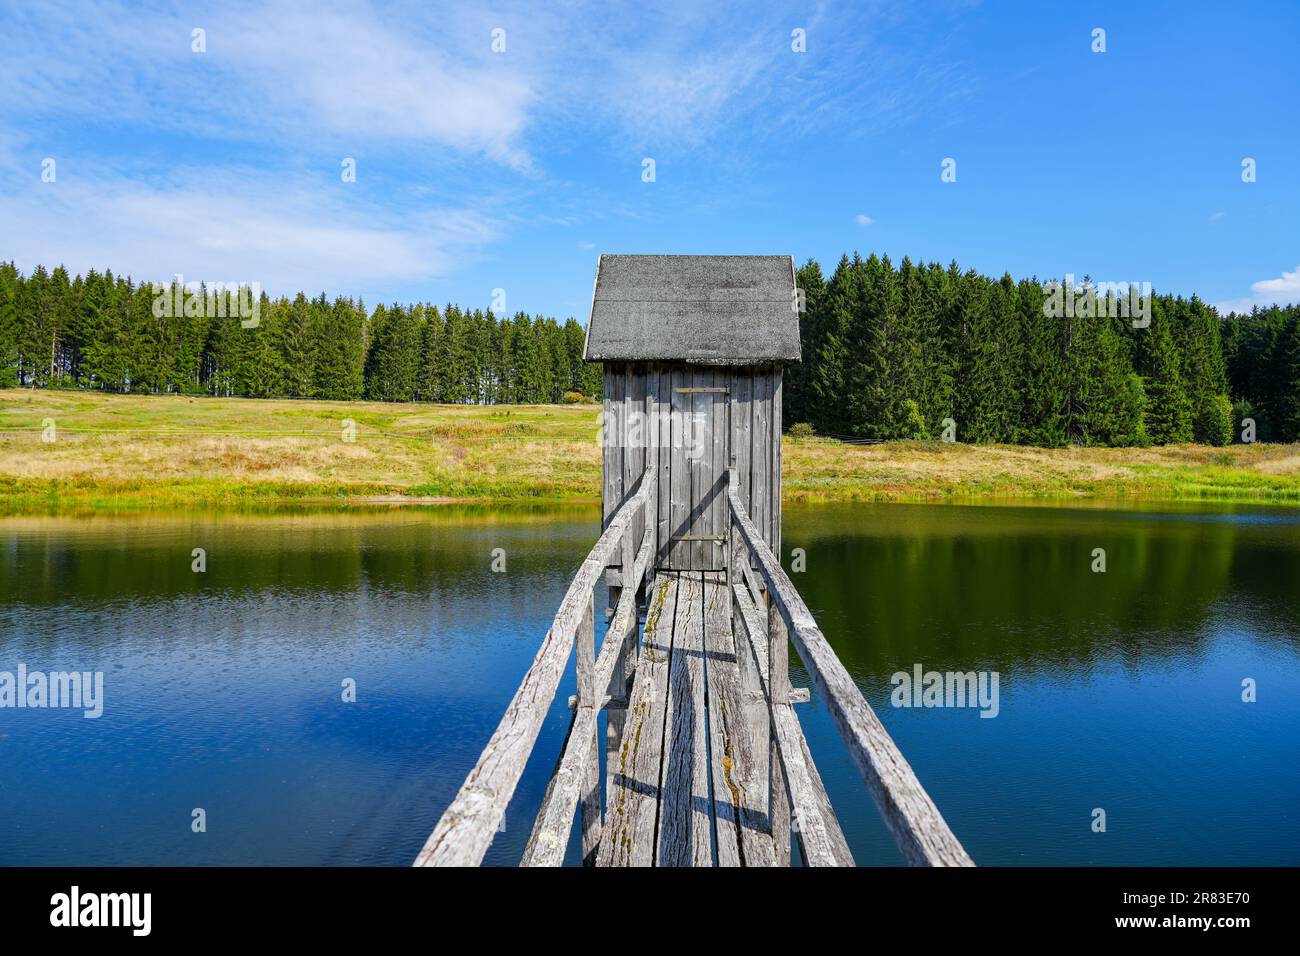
<box><xmin>1</xmin><ymin>0</ymin><xmax>1296</xmax><ymax>318</ymax></box>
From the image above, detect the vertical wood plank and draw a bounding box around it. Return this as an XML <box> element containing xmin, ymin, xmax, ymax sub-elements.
<box><xmin>602</xmin><ymin>367</ymin><xmax>619</xmax><ymax>530</ymax></box>
<box><xmin>710</xmin><ymin>367</ymin><xmax>727</xmax><ymax>572</ymax></box>
<box><xmin>732</xmin><ymin>371</ymin><xmax>752</xmax><ymax>534</ymax></box>
<box><xmin>625</xmin><ymin>366</ymin><xmax>643</xmax><ymax>548</ymax></box>
<box><xmin>772</xmin><ymin>369</ymin><xmax>783</xmax><ymax>560</ymax></box>
<box><xmin>657</xmin><ymin>365</ymin><xmax>672</xmax><ymax>568</ymax></box>
<box><xmin>669</xmin><ymin>366</ymin><xmax>689</xmax><ymax>569</ymax></box>
<box><xmin>688</xmin><ymin>367</ymin><xmax>708</xmax><ymax>569</ymax></box>
<box><xmin>751</xmin><ymin>369</ymin><xmax>770</xmax><ymax>564</ymax></box>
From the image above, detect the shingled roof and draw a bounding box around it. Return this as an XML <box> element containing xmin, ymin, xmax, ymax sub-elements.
<box><xmin>583</xmin><ymin>254</ymin><xmax>801</xmax><ymax>365</ymax></box>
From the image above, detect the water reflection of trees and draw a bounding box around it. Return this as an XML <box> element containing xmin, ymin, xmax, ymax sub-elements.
<box><xmin>783</xmin><ymin>503</ymin><xmax>1298</xmax><ymax>689</ymax></box>
<box><xmin>0</xmin><ymin>511</ymin><xmax>601</xmax><ymax>658</ymax></box>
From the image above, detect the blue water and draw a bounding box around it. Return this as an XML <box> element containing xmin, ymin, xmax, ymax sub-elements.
<box><xmin>0</xmin><ymin>501</ymin><xmax>1296</xmax><ymax>865</ymax></box>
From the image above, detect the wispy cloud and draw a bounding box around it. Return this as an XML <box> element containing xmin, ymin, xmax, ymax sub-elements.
<box><xmin>855</xmin><ymin>214</ymin><xmax>874</xmax><ymax>226</ymax></box>
<box><xmin>0</xmin><ymin>0</ymin><xmax>981</xmax><ymax>301</ymax></box>
<box><xmin>0</xmin><ymin>166</ymin><xmax>499</xmax><ymax>296</ymax></box>
<box><xmin>0</xmin><ymin>1</ymin><xmax>536</xmax><ymax>167</ymax></box>
<box><xmin>1214</xmin><ymin>265</ymin><xmax>1300</xmax><ymax>314</ymax></box>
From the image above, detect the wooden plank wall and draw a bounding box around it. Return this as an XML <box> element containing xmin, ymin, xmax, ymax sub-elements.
<box><xmin>602</xmin><ymin>362</ymin><xmax>783</xmax><ymax>573</ymax></box>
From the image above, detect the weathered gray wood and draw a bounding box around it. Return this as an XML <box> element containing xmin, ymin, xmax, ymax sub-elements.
<box><xmin>731</xmin><ymin>371</ymin><xmax>752</xmax><ymax>531</ymax></box>
<box><xmin>577</xmin><ymin>593</ymin><xmax>601</xmax><ymax>865</ymax></box>
<box><xmin>688</xmin><ymin>369</ymin><xmax>706</xmax><ymax>569</ymax></box>
<box><xmin>606</xmin><ymin>520</ymin><xmax>639</xmax><ymax>819</ymax></box>
<box><xmin>727</xmin><ymin>488</ymin><xmax>974</xmax><ymax>867</ymax></box>
<box><xmin>710</xmin><ymin>368</ymin><xmax>727</xmax><ymax>570</ymax></box>
<box><xmin>656</xmin><ymin>366</ymin><xmax>672</xmax><ymax>567</ymax></box>
<box><xmin>598</xmin><ymin>573</ymin><xmax>677</xmax><ymax>866</ymax></box>
<box><xmin>751</xmin><ymin>369</ymin><xmax>770</xmax><ymax>559</ymax></box>
<box><xmin>772</xmin><ymin>369</ymin><xmax>782</xmax><ymax>558</ymax></box>
<box><xmin>417</xmin><ymin>476</ymin><xmax>651</xmax><ymax>867</ymax></box>
<box><xmin>792</xmin><ymin>709</ymin><xmax>849</xmax><ymax>865</ymax></box>
<box><xmin>668</xmin><ymin>366</ymin><xmax>689</xmax><ymax>569</ymax></box>
<box><xmin>703</xmin><ymin>572</ymin><xmax>777</xmax><ymax>866</ymax></box>
<box><xmin>657</xmin><ymin>572</ymin><xmax>712</xmax><ymax>866</ymax></box>
<box><xmin>768</xmin><ymin>590</ymin><xmax>792</xmax><ymax>866</ymax></box>
<box><xmin>702</xmin><ymin>572</ymin><xmax>740</xmax><ymax>867</ymax></box>
<box><xmin>731</xmin><ymin>578</ymin><xmax>854</xmax><ymax>866</ymax></box>
<box><xmin>603</xmin><ymin>365</ymin><xmax>624</xmax><ymax>531</ymax></box>
<box><xmin>625</xmin><ymin>365</ymin><xmax>644</xmax><ymax>549</ymax></box>
<box><xmin>523</xmin><ymin>523</ymin><xmax>654</xmax><ymax>866</ymax></box>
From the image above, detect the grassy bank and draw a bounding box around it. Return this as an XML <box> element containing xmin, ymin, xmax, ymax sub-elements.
<box><xmin>2</xmin><ymin>388</ymin><xmax>1299</xmax><ymax>509</ymax></box>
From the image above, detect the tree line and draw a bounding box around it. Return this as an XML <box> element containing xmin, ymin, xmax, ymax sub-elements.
<box><xmin>0</xmin><ymin>263</ymin><xmax>602</xmax><ymax>404</ymax></box>
<box><xmin>787</xmin><ymin>254</ymin><xmax>1300</xmax><ymax>445</ymax></box>
<box><xmin>2</xmin><ymin>258</ymin><xmax>1297</xmax><ymax>444</ymax></box>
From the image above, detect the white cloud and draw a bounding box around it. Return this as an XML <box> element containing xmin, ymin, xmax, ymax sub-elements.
<box><xmin>0</xmin><ymin>1</ymin><xmax>536</xmax><ymax>166</ymax></box>
<box><xmin>0</xmin><ymin>169</ymin><xmax>499</xmax><ymax>297</ymax></box>
<box><xmin>855</xmin><ymin>214</ymin><xmax>874</xmax><ymax>225</ymax></box>
<box><xmin>1214</xmin><ymin>265</ymin><xmax>1300</xmax><ymax>314</ymax></box>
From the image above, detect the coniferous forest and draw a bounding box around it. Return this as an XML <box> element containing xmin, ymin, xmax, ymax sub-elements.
<box><xmin>2</xmin><ymin>257</ymin><xmax>1298</xmax><ymax>445</ymax></box>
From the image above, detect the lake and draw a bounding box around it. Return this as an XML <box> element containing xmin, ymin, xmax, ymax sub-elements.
<box><xmin>1</xmin><ymin>501</ymin><xmax>1297</xmax><ymax>866</ymax></box>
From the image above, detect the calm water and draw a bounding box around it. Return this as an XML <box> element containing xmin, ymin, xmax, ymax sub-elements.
<box><xmin>1</xmin><ymin>501</ymin><xmax>1297</xmax><ymax>866</ymax></box>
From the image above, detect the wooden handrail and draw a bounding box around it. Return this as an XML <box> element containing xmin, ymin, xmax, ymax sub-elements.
<box><xmin>521</xmin><ymin>526</ymin><xmax>654</xmax><ymax>865</ymax></box>
<box><xmin>726</xmin><ymin>470</ymin><xmax>974</xmax><ymax>867</ymax></box>
<box><xmin>730</xmin><ymin>575</ymin><xmax>854</xmax><ymax>866</ymax></box>
<box><xmin>414</xmin><ymin>469</ymin><xmax>655</xmax><ymax>867</ymax></box>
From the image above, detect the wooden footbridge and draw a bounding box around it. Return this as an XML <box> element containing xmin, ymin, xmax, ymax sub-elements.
<box><xmin>416</xmin><ymin>255</ymin><xmax>972</xmax><ymax>867</ymax></box>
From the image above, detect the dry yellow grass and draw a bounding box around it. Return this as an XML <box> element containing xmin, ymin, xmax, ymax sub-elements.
<box><xmin>2</xmin><ymin>388</ymin><xmax>1298</xmax><ymax>507</ymax></box>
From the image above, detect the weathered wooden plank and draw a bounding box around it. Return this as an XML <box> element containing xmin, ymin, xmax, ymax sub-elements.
<box><xmin>418</xmin><ymin>483</ymin><xmax>649</xmax><ymax>867</ymax></box>
<box><xmin>730</xmin><ymin>532</ymin><xmax>774</xmax><ymax>863</ymax></box>
<box><xmin>751</xmin><ymin>369</ymin><xmax>770</xmax><ymax>560</ymax></box>
<box><xmin>792</xmin><ymin>710</ymin><xmax>849</xmax><ymax>866</ymax></box>
<box><xmin>603</xmin><ymin>365</ymin><xmax>624</xmax><ymax>530</ymax></box>
<box><xmin>625</xmin><ymin>366</ymin><xmax>644</xmax><ymax>549</ymax></box>
<box><xmin>657</xmin><ymin>572</ymin><xmax>712</xmax><ymax>866</ymax></box>
<box><xmin>523</xmin><ymin>523</ymin><xmax>654</xmax><ymax>866</ymax></box>
<box><xmin>689</xmin><ymin>367</ymin><xmax>713</xmax><ymax>569</ymax></box>
<box><xmin>702</xmin><ymin>572</ymin><xmax>740</xmax><ymax>867</ymax></box>
<box><xmin>731</xmin><ymin>371</ymin><xmax>752</xmax><ymax>524</ymax></box>
<box><xmin>605</xmin><ymin>522</ymin><xmax>636</xmax><ymax>843</ymax></box>
<box><xmin>727</xmin><ymin>489</ymin><xmax>974</xmax><ymax>867</ymax></box>
<box><xmin>598</xmin><ymin>573</ymin><xmax>678</xmax><ymax>867</ymax></box>
<box><xmin>710</xmin><ymin>368</ymin><xmax>727</xmax><ymax>571</ymax></box>
<box><xmin>656</xmin><ymin>365</ymin><xmax>672</xmax><ymax>567</ymax></box>
<box><xmin>703</xmin><ymin>573</ymin><xmax>776</xmax><ymax>866</ymax></box>
<box><xmin>772</xmin><ymin>369</ymin><xmax>783</xmax><ymax>558</ymax></box>
<box><xmin>767</xmin><ymin>591</ymin><xmax>792</xmax><ymax>866</ymax></box>
<box><xmin>668</xmin><ymin>366</ymin><xmax>689</xmax><ymax>569</ymax></box>
<box><xmin>731</xmin><ymin>577</ymin><xmax>853</xmax><ymax>867</ymax></box>
<box><xmin>576</xmin><ymin>593</ymin><xmax>601</xmax><ymax>865</ymax></box>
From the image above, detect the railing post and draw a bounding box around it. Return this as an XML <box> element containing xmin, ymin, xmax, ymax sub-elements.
<box><xmin>768</xmin><ymin>590</ymin><xmax>792</xmax><ymax>866</ymax></box>
<box><xmin>577</xmin><ymin>591</ymin><xmax>600</xmax><ymax>866</ymax></box>
<box><xmin>605</xmin><ymin>507</ymin><xmax>638</xmax><ymax>823</ymax></box>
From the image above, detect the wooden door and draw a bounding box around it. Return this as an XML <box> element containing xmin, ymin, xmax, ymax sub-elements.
<box><xmin>666</xmin><ymin>368</ymin><xmax>728</xmax><ymax>570</ymax></box>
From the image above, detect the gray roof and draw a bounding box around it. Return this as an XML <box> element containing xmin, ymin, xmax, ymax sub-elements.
<box><xmin>583</xmin><ymin>254</ymin><xmax>801</xmax><ymax>365</ymax></box>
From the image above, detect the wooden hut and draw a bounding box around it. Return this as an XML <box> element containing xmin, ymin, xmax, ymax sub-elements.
<box><xmin>584</xmin><ymin>254</ymin><xmax>800</xmax><ymax>574</ymax></box>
